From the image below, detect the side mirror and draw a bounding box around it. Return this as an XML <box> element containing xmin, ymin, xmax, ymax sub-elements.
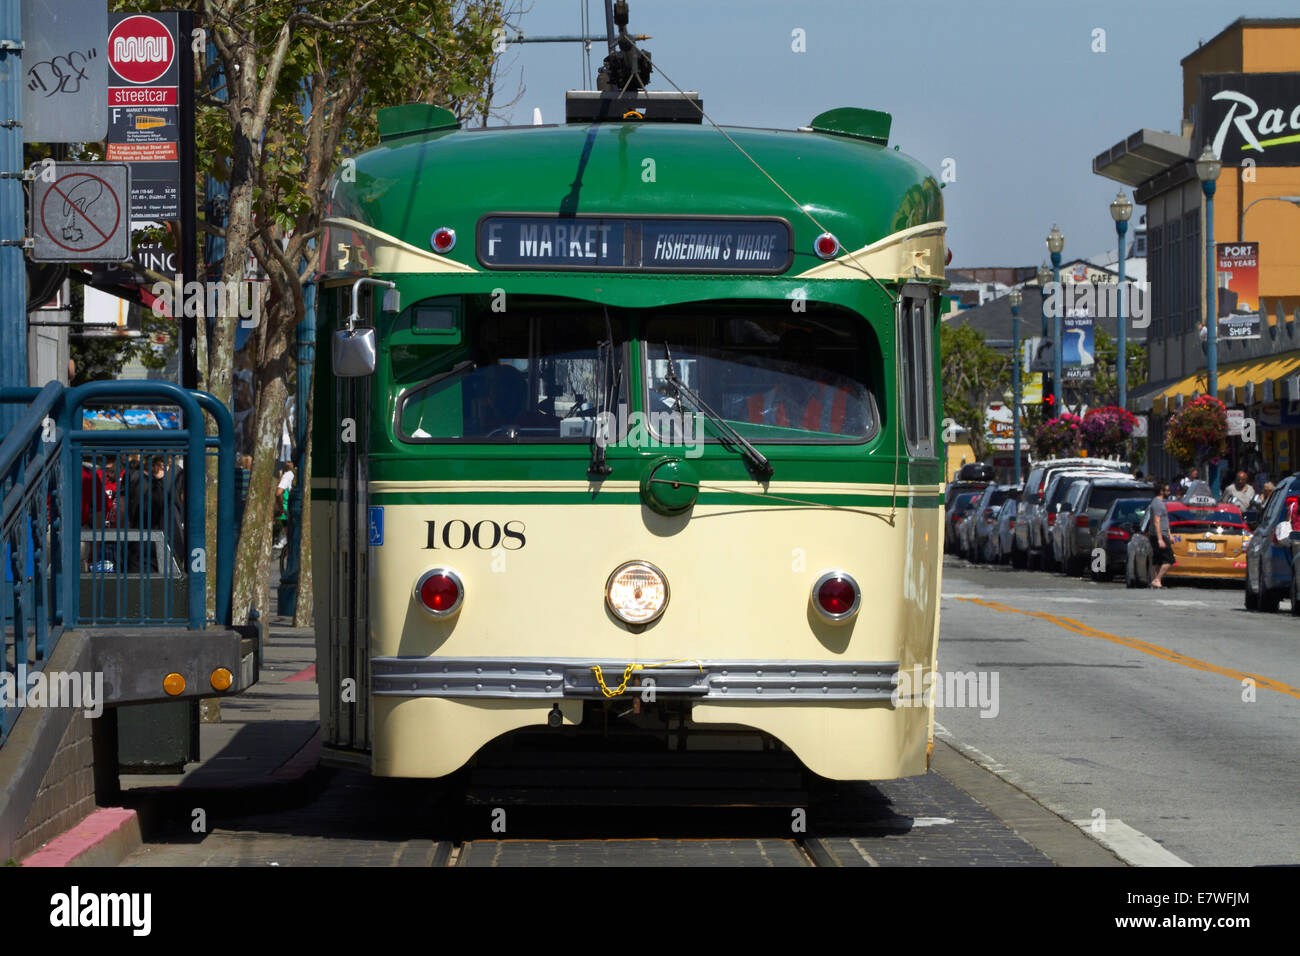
<box><xmin>382</xmin><ymin>287</ymin><xmax>401</xmax><ymax>313</ymax></box>
<box><xmin>333</xmin><ymin>326</ymin><xmax>377</xmax><ymax>377</ymax></box>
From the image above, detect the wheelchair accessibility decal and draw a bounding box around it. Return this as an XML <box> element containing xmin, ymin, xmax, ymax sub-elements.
<box><xmin>368</xmin><ymin>506</ymin><xmax>384</xmax><ymax>547</ymax></box>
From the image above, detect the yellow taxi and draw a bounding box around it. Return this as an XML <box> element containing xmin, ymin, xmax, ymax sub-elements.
<box><xmin>1164</xmin><ymin>499</ymin><xmax>1250</xmax><ymax>580</ymax></box>
<box><xmin>1126</xmin><ymin>495</ymin><xmax>1249</xmax><ymax>586</ymax></box>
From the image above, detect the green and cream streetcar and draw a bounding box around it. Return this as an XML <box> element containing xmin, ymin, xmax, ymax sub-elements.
<box><xmin>312</xmin><ymin>42</ymin><xmax>946</xmax><ymax>781</ymax></box>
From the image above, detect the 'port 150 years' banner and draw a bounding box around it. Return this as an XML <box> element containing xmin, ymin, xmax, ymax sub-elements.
<box><xmin>1217</xmin><ymin>242</ymin><xmax>1261</xmax><ymax>341</ymax></box>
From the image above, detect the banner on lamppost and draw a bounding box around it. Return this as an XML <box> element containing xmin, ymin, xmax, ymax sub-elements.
<box><xmin>1216</xmin><ymin>241</ymin><xmax>1262</xmax><ymax>340</ymax></box>
<box><xmin>1062</xmin><ymin>311</ymin><xmax>1094</xmax><ymax>382</ymax></box>
<box><xmin>1022</xmin><ymin>372</ymin><xmax>1043</xmax><ymax>405</ymax></box>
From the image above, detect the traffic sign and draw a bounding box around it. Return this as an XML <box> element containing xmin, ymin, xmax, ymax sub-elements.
<box><xmin>21</xmin><ymin>0</ymin><xmax>109</xmax><ymax>143</ymax></box>
<box><xmin>29</xmin><ymin>163</ymin><xmax>131</xmax><ymax>263</ymax></box>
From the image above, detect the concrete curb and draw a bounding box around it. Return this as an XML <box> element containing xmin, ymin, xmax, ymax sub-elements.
<box><xmin>19</xmin><ymin>807</ymin><xmax>142</xmax><ymax>868</ymax></box>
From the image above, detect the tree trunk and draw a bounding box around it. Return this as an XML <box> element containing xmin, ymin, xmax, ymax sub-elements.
<box><xmin>230</xmin><ymin>321</ymin><xmax>290</xmax><ymax>625</ymax></box>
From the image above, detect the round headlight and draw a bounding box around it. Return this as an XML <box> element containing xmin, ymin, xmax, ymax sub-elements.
<box><xmin>605</xmin><ymin>560</ymin><xmax>669</xmax><ymax>625</ymax></box>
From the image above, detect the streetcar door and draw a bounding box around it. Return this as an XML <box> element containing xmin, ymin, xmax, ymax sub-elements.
<box><xmin>318</xmin><ymin>283</ymin><xmax>373</xmax><ymax>766</ymax></box>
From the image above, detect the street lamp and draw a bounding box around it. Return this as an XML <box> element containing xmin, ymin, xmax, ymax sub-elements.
<box><xmin>1037</xmin><ymin>261</ymin><xmax>1051</xmax><ymax>337</ymax></box>
<box><xmin>1196</xmin><ymin>145</ymin><xmax>1221</xmax><ymax>399</ymax></box>
<box><xmin>1046</xmin><ymin>225</ymin><xmax>1065</xmax><ymax>414</ymax></box>
<box><xmin>1009</xmin><ymin>288</ymin><xmax>1023</xmax><ymax>484</ymax></box>
<box><xmin>1109</xmin><ymin>190</ymin><xmax>1133</xmax><ymax>409</ymax></box>
<box><xmin>1237</xmin><ymin>194</ymin><xmax>1300</xmax><ymax>240</ymax></box>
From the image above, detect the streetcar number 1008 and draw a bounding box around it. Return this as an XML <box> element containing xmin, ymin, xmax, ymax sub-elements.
<box><xmin>424</xmin><ymin>519</ymin><xmax>526</xmax><ymax>550</ymax></box>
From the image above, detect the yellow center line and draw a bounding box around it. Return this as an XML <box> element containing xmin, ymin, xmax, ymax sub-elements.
<box><xmin>956</xmin><ymin>597</ymin><xmax>1300</xmax><ymax>701</ymax></box>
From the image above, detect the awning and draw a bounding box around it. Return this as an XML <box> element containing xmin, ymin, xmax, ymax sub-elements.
<box><xmin>1142</xmin><ymin>350</ymin><xmax>1300</xmax><ymax>414</ymax></box>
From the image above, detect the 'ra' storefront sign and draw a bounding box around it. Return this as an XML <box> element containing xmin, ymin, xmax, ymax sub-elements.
<box><xmin>1196</xmin><ymin>73</ymin><xmax>1300</xmax><ymax>167</ymax></box>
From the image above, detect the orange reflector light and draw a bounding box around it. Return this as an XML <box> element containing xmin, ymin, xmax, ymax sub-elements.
<box><xmin>210</xmin><ymin>668</ymin><xmax>233</xmax><ymax>691</ymax></box>
<box><xmin>163</xmin><ymin>673</ymin><xmax>186</xmax><ymax>696</ymax></box>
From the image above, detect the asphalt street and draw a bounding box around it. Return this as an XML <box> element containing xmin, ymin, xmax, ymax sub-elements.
<box><xmin>937</xmin><ymin>555</ymin><xmax>1300</xmax><ymax>866</ymax></box>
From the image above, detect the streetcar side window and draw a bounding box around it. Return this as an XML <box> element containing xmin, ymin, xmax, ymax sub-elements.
<box><xmin>898</xmin><ymin>290</ymin><xmax>934</xmax><ymax>457</ymax></box>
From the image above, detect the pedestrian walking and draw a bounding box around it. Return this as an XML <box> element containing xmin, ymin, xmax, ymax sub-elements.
<box><xmin>274</xmin><ymin>463</ymin><xmax>295</xmax><ymax>549</ymax></box>
<box><xmin>1149</xmin><ymin>482</ymin><xmax>1175</xmax><ymax>589</ymax></box>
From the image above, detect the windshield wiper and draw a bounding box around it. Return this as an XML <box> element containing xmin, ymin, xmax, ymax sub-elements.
<box><xmin>663</xmin><ymin>343</ymin><xmax>773</xmax><ymax>479</ymax></box>
<box><xmin>588</xmin><ymin>307</ymin><xmax>621</xmax><ymax>477</ymax></box>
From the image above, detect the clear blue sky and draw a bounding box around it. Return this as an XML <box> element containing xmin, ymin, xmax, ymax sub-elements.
<box><xmin>495</xmin><ymin>0</ymin><xmax>1297</xmax><ymax>269</ymax></box>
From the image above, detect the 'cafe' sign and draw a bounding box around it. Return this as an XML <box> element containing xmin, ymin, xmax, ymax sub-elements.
<box><xmin>1197</xmin><ymin>73</ymin><xmax>1300</xmax><ymax>166</ymax></box>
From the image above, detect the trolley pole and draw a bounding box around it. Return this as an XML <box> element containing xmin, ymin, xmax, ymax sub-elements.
<box><xmin>0</xmin><ymin>0</ymin><xmax>25</xmax><ymax>429</ymax></box>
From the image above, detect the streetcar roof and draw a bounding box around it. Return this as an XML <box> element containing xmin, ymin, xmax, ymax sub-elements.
<box><xmin>327</xmin><ymin>115</ymin><xmax>944</xmax><ymax>284</ymax></box>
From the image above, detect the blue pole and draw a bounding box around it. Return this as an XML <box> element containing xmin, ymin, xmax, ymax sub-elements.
<box><xmin>277</xmin><ymin>280</ymin><xmax>314</xmax><ymax>616</ymax></box>
<box><xmin>0</xmin><ymin>0</ymin><xmax>25</xmax><ymax>434</ymax></box>
<box><xmin>1117</xmin><ymin>219</ymin><xmax>1128</xmax><ymax>409</ymax></box>
<box><xmin>1051</xmin><ymin>251</ymin><xmax>1062</xmax><ymax>414</ymax></box>
<box><xmin>1204</xmin><ymin>180</ymin><xmax>1218</xmax><ymax>400</ymax></box>
<box><xmin>1011</xmin><ymin>301</ymin><xmax>1021</xmax><ymax>484</ymax></box>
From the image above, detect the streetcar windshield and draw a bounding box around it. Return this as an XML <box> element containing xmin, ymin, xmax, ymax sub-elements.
<box><xmin>642</xmin><ymin>304</ymin><xmax>878</xmax><ymax>442</ymax></box>
<box><xmin>396</xmin><ymin>308</ymin><xmax>627</xmax><ymax>442</ymax></box>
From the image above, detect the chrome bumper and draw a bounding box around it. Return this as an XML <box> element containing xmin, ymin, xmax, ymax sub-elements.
<box><xmin>371</xmin><ymin>657</ymin><xmax>899</xmax><ymax>703</ymax></box>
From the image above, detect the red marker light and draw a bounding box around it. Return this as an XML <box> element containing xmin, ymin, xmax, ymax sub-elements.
<box><xmin>430</xmin><ymin>227</ymin><xmax>456</xmax><ymax>253</ymax></box>
<box><xmin>416</xmin><ymin>569</ymin><xmax>463</xmax><ymax>616</ymax></box>
<box><xmin>945</xmin><ymin>248</ymin><xmax>953</xmax><ymax>266</ymax></box>
<box><xmin>811</xmin><ymin>570</ymin><xmax>860</xmax><ymax>621</ymax></box>
<box><xmin>814</xmin><ymin>232</ymin><xmax>840</xmax><ymax>259</ymax></box>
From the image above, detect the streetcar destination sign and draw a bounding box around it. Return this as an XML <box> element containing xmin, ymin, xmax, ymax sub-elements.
<box><xmin>476</xmin><ymin>215</ymin><xmax>792</xmax><ymax>273</ymax></box>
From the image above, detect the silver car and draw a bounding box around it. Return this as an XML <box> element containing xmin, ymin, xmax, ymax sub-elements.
<box><xmin>1050</xmin><ymin>477</ymin><xmax>1154</xmax><ymax>576</ymax></box>
<box><xmin>986</xmin><ymin>498</ymin><xmax>1020</xmax><ymax>563</ymax></box>
<box><xmin>1012</xmin><ymin>458</ymin><xmax>1131</xmax><ymax>569</ymax></box>
<box><xmin>1031</xmin><ymin>466</ymin><xmax>1133</xmax><ymax>571</ymax></box>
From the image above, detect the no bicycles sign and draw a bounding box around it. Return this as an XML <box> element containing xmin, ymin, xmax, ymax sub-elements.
<box><xmin>29</xmin><ymin>162</ymin><xmax>131</xmax><ymax>263</ymax></box>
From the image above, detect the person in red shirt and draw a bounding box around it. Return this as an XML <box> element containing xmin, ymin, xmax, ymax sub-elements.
<box><xmin>743</xmin><ymin>329</ymin><xmax>854</xmax><ymax>434</ymax></box>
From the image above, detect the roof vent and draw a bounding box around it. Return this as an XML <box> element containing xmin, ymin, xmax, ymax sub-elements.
<box><xmin>807</xmin><ymin>107</ymin><xmax>891</xmax><ymax>146</ymax></box>
<box><xmin>377</xmin><ymin>104</ymin><xmax>460</xmax><ymax>142</ymax></box>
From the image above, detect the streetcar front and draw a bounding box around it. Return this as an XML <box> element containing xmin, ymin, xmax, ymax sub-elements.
<box><xmin>312</xmin><ymin>98</ymin><xmax>946</xmax><ymax>781</ymax></box>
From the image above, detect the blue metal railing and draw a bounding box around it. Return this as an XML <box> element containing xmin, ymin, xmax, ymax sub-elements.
<box><xmin>0</xmin><ymin>381</ymin><xmax>235</xmax><ymax>746</ymax></box>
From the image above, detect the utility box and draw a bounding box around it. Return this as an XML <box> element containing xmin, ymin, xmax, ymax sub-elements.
<box><xmin>117</xmin><ymin>699</ymin><xmax>199</xmax><ymax>773</ymax></box>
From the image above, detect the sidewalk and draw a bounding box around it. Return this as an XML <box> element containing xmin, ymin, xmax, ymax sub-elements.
<box><xmin>21</xmin><ymin>622</ymin><xmax>323</xmax><ymax>867</ymax></box>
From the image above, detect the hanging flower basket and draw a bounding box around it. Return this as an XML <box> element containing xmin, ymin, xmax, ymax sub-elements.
<box><xmin>1079</xmin><ymin>405</ymin><xmax>1138</xmax><ymax>458</ymax></box>
<box><xmin>1164</xmin><ymin>395</ymin><xmax>1227</xmax><ymax>466</ymax></box>
<box><xmin>1033</xmin><ymin>412</ymin><xmax>1085</xmax><ymax>459</ymax></box>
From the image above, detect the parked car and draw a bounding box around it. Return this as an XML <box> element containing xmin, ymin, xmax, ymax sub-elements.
<box><xmin>987</xmin><ymin>498</ymin><xmax>1019</xmax><ymax>564</ymax></box>
<box><xmin>1291</xmin><ymin>536</ymin><xmax>1300</xmax><ymax>616</ymax></box>
<box><xmin>1091</xmin><ymin>497</ymin><xmax>1151</xmax><ymax>582</ymax></box>
<box><xmin>1051</xmin><ymin>478</ymin><xmax>1154</xmax><ymax>577</ymax></box>
<box><xmin>1034</xmin><ymin>467</ymin><xmax>1129</xmax><ymax>572</ymax></box>
<box><xmin>967</xmin><ymin>484</ymin><xmax>1019</xmax><ymax>564</ymax></box>
<box><xmin>1127</xmin><ymin>499</ymin><xmax>1249</xmax><ymax>588</ymax></box>
<box><xmin>945</xmin><ymin>491</ymin><xmax>983</xmax><ymax>555</ymax></box>
<box><xmin>1244</xmin><ymin>472</ymin><xmax>1300</xmax><ymax>611</ymax></box>
<box><xmin>1011</xmin><ymin>458</ymin><xmax>1131</xmax><ymax>570</ymax></box>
